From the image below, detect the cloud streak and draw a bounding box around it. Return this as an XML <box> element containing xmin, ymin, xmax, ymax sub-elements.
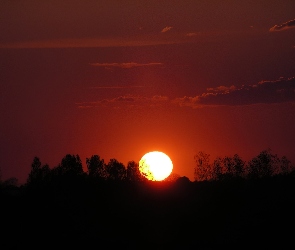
<box><xmin>89</xmin><ymin>85</ymin><xmax>145</xmax><ymax>89</ymax></box>
<box><xmin>269</xmin><ymin>19</ymin><xmax>295</xmax><ymax>32</ymax></box>
<box><xmin>174</xmin><ymin>77</ymin><xmax>295</xmax><ymax>108</ymax></box>
<box><xmin>186</xmin><ymin>32</ymin><xmax>198</xmax><ymax>37</ymax></box>
<box><xmin>78</xmin><ymin>77</ymin><xmax>295</xmax><ymax>109</ymax></box>
<box><xmin>76</xmin><ymin>95</ymin><xmax>169</xmax><ymax>109</ymax></box>
<box><xmin>89</xmin><ymin>62</ymin><xmax>164</xmax><ymax>69</ymax></box>
<box><xmin>161</xmin><ymin>26</ymin><xmax>173</xmax><ymax>33</ymax></box>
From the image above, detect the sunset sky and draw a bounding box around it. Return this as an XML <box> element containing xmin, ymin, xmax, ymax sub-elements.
<box><xmin>1</xmin><ymin>0</ymin><xmax>295</xmax><ymax>184</ymax></box>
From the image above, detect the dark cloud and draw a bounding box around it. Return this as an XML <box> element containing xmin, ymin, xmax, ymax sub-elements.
<box><xmin>269</xmin><ymin>19</ymin><xmax>295</xmax><ymax>32</ymax></box>
<box><xmin>173</xmin><ymin>77</ymin><xmax>295</xmax><ymax>108</ymax></box>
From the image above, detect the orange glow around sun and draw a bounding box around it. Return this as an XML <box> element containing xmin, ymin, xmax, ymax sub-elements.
<box><xmin>139</xmin><ymin>151</ymin><xmax>173</xmax><ymax>181</ymax></box>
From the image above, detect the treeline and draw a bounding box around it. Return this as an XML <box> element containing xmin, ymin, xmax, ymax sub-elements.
<box><xmin>1</xmin><ymin>148</ymin><xmax>294</xmax><ymax>188</ymax></box>
<box><xmin>24</xmin><ymin>154</ymin><xmax>148</xmax><ymax>188</ymax></box>
<box><xmin>25</xmin><ymin>148</ymin><xmax>295</xmax><ymax>187</ymax></box>
<box><xmin>194</xmin><ymin>148</ymin><xmax>295</xmax><ymax>181</ymax></box>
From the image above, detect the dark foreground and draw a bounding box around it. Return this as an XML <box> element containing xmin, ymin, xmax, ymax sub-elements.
<box><xmin>1</xmin><ymin>176</ymin><xmax>295</xmax><ymax>249</ymax></box>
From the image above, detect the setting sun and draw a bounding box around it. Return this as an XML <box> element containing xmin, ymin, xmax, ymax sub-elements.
<box><xmin>139</xmin><ymin>151</ymin><xmax>173</xmax><ymax>181</ymax></box>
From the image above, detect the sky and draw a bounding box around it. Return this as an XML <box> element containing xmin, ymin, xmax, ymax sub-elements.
<box><xmin>1</xmin><ymin>0</ymin><xmax>295</xmax><ymax>184</ymax></box>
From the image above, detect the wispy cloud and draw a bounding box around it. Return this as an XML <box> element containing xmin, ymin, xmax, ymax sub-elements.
<box><xmin>173</xmin><ymin>77</ymin><xmax>295</xmax><ymax>108</ymax></box>
<box><xmin>76</xmin><ymin>95</ymin><xmax>169</xmax><ymax>109</ymax></box>
<box><xmin>161</xmin><ymin>26</ymin><xmax>173</xmax><ymax>33</ymax></box>
<box><xmin>0</xmin><ymin>30</ymin><xmax>238</xmax><ymax>49</ymax></box>
<box><xmin>77</xmin><ymin>77</ymin><xmax>295</xmax><ymax>109</ymax></box>
<box><xmin>269</xmin><ymin>19</ymin><xmax>295</xmax><ymax>32</ymax></box>
<box><xmin>89</xmin><ymin>62</ymin><xmax>164</xmax><ymax>69</ymax></box>
<box><xmin>186</xmin><ymin>32</ymin><xmax>198</xmax><ymax>37</ymax></box>
<box><xmin>206</xmin><ymin>85</ymin><xmax>237</xmax><ymax>93</ymax></box>
<box><xmin>89</xmin><ymin>85</ymin><xmax>145</xmax><ymax>89</ymax></box>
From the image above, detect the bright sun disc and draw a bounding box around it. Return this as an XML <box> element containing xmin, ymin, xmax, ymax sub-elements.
<box><xmin>139</xmin><ymin>151</ymin><xmax>173</xmax><ymax>181</ymax></box>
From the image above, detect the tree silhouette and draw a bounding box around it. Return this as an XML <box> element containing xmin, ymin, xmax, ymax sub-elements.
<box><xmin>212</xmin><ymin>156</ymin><xmax>223</xmax><ymax>181</ymax></box>
<box><xmin>56</xmin><ymin>154</ymin><xmax>84</xmax><ymax>176</ymax></box>
<box><xmin>212</xmin><ymin>154</ymin><xmax>246</xmax><ymax>180</ymax></box>
<box><xmin>247</xmin><ymin>149</ymin><xmax>279</xmax><ymax>179</ymax></box>
<box><xmin>126</xmin><ymin>160</ymin><xmax>143</xmax><ymax>182</ymax></box>
<box><xmin>86</xmin><ymin>154</ymin><xmax>106</xmax><ymax>179</ymax></box>
<box><xmin>194</xmin><ymin>151</ymin><xmax>212</xmax><ymax>181</ymax></box>
<box><xmin>106</xmin><ymin>158</ymin><xmax>126</xmax><ymax>181</ymax></box>
<box><xmin>193</xmin><ymin>149</ymin><xmax>294</xmax><ymax>182</ymax></box>
<box><xmin>279</xmin><ymin>156</ymin><xmax>295</xmax><ymax>175</ymax></box>
<box><xmin>231</xmin><ymin>154</ymin><xmax>245</xmax><ymax>178</ymax></box>
<box><xmin>2</xmin><ymin>177</ymin><xmax>18</xmax><ymax>187</ymax></box>
<box><xmin>27</xmin><ymin>157</ymin><xmax>50</xmax><ymax>185</ymax></box>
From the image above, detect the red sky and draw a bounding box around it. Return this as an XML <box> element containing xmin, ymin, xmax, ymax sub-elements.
<box><xmin>1</xmin><ymin>0</ymin><xmax>295</xmax><ymax>184</ymax></box>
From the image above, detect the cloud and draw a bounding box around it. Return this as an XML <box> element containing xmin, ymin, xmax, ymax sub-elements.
<box><xmin>89</xmin><ymin>85</ymin><xmax>145</xmax><ymax>89</ymax></box>
<box><xmin>206</xmin><ymin>85</ymin><xmax>237</xmax><ymax>93</ymax></box>
<box><xmin>186</xmin><ymin>32</ymin><xmax>198</xmax><ymax>37</ymax></box>
<box><xmin>76</xmin><ymin>101</ymin><xmax>98</xmax><ymax>109</ymax></box>
<box><xmin>173</xmin><ymin>77</ymin><xmax>295</xmax><ymax>108</ymax></box>
<box><xmin>89</xmin><ymin>62</ymin><xmax>164</xmax><ymax>69</ymax></box>
<box><xmin>161</xmin><ymin>26</ymin><xmax>173</xmax><ymax>33</ymax></box>
<box><xmin>76</xmin><ymin>95</ymin><xmax>169</xmax><ymax>109</ymax></box>
<box><xmin>78</xmin><ymin>77</ymin><xmax>295</xmax><ymax>109</ymax></box>
<box><xmin>269</xmin><ymin>19</ymin><xmax>295</xmax><ymax>32</ymax></box>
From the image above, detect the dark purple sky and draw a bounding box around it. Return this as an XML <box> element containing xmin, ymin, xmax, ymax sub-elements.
<box><xmin>1</xmin><ymin>0</ymin><xmax>295</xmax><ymax>184</ymax></box>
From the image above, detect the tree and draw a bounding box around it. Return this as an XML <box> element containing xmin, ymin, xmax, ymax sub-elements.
<box><xmin>2</xmin><ymin>177</ymin><xmax>18</xmax><ymax>187</ymax></box>
<box><xmin>211</xmin><ymin>154</ymin><xmax>246</xmax><ymax>181</ymax></box>
<box><xmin>106</xmin><ymin>158</ymin><xmax>126</xmax><ymax>181</ymax></box>
<box><xmin>279</xmin><ymin>156</ymin><xmax>293</xmax><ymax>175</ymax></box>
<box><xmin>194</xmin><ymin>151</ymin><xmax>212</xmax><ymax>181</ymax></box>
<box><xmin>231</xmin><ymin>154</ymin><xmax>245</xmax><ymax>178</ymax></box>
<box><xmin>57</xmin><ymin>154</ymin><xmax>84</xmax><ymax>176</ymax></box>
<box><xmin>212</xmin><ymin>157</ymin><xmax>223</xmax><ymax>181</ymax></box>
<box><xmin>220</xmin><ymin>154</ymin><xmax>245</xmax><ymax>180</ymax></box>
<box><xmin>27</xmin><ymin>157</ymin><xmax>50</xmax><ymax>185</ymax></box>
<box><xmin>86</xmin><ymin>155</ymin><xmax>106</xmax><ymax>179</ymax></box>
<box><xmin>246</xmin><ymin>149</ymin><xmax>279</xmax><ymax>179</ymax></box>
<box><xmin>126</xmin><ymin>160</ymin><xmax>144</xmax><ymax>182</ymax></box>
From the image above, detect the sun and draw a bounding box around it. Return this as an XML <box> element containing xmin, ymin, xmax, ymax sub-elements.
<box><xmin>139</xmin><ymin>151</ymin><xmax>173</xmax><ymax>181</ymax></box>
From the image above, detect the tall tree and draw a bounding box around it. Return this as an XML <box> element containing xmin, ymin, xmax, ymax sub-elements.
<box><xmin>27</xmin><ymin>157</ymin><xmax>50</xmax><ymax>185</ymax></box>
<box><xmin>58</xmin><ymin>154</ymin><xmax>84</xmax><ymax>176</ymax></box>
<box><xmin>86</xmin><ymin>155</ymin><xmax>106</xmax><ymax>179</ymax></box>
<box><xmin>212</xmin><ymin>156</ymin><xmax>223</xmax><ymax>181</ymax></box>
<box><xmin>246</xmin><ymin>149</ymin><xmax>279</xmax><ymax>179</ymax></box>
<box><xmin>106</xmin><ymin>158</ymin><xmax>126</xmax><ymax>181</ymax></box>
<box><xmin>231</xmin><ymin>154</ymin><xmax>245</xmax><ymax>178</ymax></box>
